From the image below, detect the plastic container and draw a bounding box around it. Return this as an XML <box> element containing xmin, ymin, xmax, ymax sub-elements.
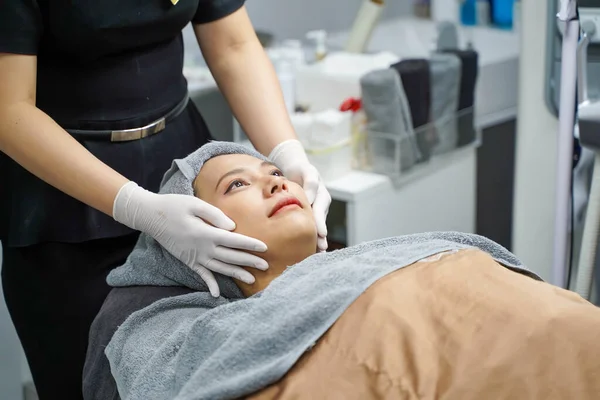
<box><xmin>476</xmin><ymin>0</ymin><xmax>491</xmax><ymax>26</ymax></box>
<box><xmin>491</xmin><ymin>0</ymin><xmax>513</xmax><ymax>29</ymax></box>
<box><xmin>280</xmin><ymin>39</ymin><xmax>306</xmax><ymax>72</ymax></box>
<box><xmin>291</xmin><ymin>110</ymin><xmax>354</xmax><ymax>182</ymax></box>
<box><xmin>305</xmin><ymin>139</ymin><xmax>354</xmax><ymax>182</ymax></box>
<box><xmin>274</xmin><ymin>57</ymin><xmax>296</xmax><ymax>115</ymax></box>
<box><xmin>460</xmin><ymin>0</ymin><xmax>477</xmax><ymax>26</ymax></box>
<box><xmin>414</xmin><ymin>0</ymin><xmax>431</xmax><ymax>19</ymax></box>
<box><xmin>306</xmin><ymin>30</ymin><xmax>328</xmax><ymax>61</ymax></box>
<box><xmin>360</xmin><ymin>107</ymin><xmax>479</xmax><ymax>180</ymax></box>
<box><xmin>340</xmin><ymin>97</ymin><xmax>369</xmax><ymax>169</ymax></box>
<box><xmin>512</xmin><ymin>0</ymin><xmax>520</xmax><ymax>33</ymax></box>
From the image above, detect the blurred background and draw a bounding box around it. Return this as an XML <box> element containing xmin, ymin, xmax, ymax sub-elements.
<box><xmin>4</xmin><ymin>0</ymin><xmax>600</xmax><ymax>398</ymax></box>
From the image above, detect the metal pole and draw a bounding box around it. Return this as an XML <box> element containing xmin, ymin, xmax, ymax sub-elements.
<box><xmin>553</xmin><ymin>0</ymin><xmax>579</xmax><ymax>288</ymax></box>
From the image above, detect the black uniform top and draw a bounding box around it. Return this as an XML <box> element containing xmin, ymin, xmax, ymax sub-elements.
<box><xmin>0</xmin><ymin>0</ymin><xmax>244</xmax><ymax>246</ymax></box>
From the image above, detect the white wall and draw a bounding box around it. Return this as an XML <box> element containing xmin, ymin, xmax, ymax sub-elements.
<box><xmin>184</xmin><ymin>0</ymin><xmax>412</xmax><ymax>59</ymax></box>
<box><xmin>512</xmin><ymin>0</ymin><xmax>558</xmax><ymax>281</ymax></box>
<box><xmin>245</xmin><ymin>0</ymin><xmax>411</xmax><ymax>40</ymax></box>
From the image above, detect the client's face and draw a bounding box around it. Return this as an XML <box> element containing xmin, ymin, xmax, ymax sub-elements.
<box><xmin>194</xmin><ymin>154</ymin><xmax>318</xmax><ymax>269</ymax></box>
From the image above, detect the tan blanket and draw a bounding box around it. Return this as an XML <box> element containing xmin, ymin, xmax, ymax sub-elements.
<box><xmin>247</xmin><ymin>249</ymin><xmax>600</xmax><ymax>400</ymax></box>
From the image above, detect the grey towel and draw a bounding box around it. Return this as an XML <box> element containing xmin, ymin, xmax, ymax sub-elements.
<box><xmin>436</xmin><ymin>21</ymin><xmax>459</xmax><ymax>51</ymax></box>
<box><xmin>104</xmin><ymin>142</ymin><xmax>542</xmax><ymax>400</ymax></box>
<box><xmin>440</xmin><ymin>49</ymin><xmax>479</xmax><ymax>146</ymax></box>
<box><xmin>429</xmin><ymin>53</ymin><xmax>461</xmax><ymax>155</ymax></box>
<box><xmin>360</xmin><ymin>68</ymin><xmax>422</xmax><ymax>174</ymax></box>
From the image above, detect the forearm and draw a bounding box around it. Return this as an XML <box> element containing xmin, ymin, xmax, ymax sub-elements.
<box><xmin>196</xmin><ymin>30</ymin><xmax>297</xmax><ymax>156</ymax></box>
<box><xmin>0</xmin><ymin>102</ymin><xmax>129</xmax><ymax>216</ymax></box>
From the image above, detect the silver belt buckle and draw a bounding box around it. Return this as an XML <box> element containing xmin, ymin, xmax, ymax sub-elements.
<box><xmin>110</xmin><ymin>117</ymin><xmax>166</xmax><ymax>142</ymax></box>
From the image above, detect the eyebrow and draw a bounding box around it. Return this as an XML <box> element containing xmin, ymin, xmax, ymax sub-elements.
<box><xmin>214</xmin><ymin>161</ymin><xmax>278</xmax><ymax>190</ymax></box>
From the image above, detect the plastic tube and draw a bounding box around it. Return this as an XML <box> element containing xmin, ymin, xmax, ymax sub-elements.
<box><xmin>575</xmin><ymin>152</ymin><xmax>600</xmax><ymax>299</ymax></box>
<box><xmin>345</xmin><ymin>0</ymin><xmax>385</xmax><ymax>53</ymax></box>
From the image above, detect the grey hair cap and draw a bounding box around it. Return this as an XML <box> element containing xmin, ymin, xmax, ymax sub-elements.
<box><xmin>160</xmin><ymin>140</ymin><xmax>269</xmax><ymax>197</ymax></box>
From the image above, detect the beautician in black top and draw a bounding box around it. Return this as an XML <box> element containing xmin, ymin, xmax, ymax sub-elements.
<box><xmin>0</xmin><ymin>1</ymin><xmax>331</xmax><ymax>398</ymax></box>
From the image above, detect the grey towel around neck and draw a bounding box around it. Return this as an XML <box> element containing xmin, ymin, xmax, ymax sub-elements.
<box><xmin>104</xmin><ymin>142</ymin><xmax>542</xmax><ymax>400</ymax></box>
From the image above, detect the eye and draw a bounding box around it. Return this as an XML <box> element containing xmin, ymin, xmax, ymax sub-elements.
<box><xmin>225</xmin><ymin>179</ymin><xmax>247</xmax><ymax>194</ymax></box>
<box><xmin>270</xmin><ymin>169</ymin><xmax>284</xmax><ymax>177</ymax></box>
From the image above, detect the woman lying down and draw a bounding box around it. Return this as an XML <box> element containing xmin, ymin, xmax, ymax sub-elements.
<box><xmin>84</xmin><ymin>142</ymin><xmax>600</xmax><ymax>400</ymax></box>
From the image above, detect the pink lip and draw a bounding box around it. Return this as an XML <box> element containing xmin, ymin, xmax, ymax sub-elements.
<box><xmin>269</xmin><ymin>197</ymin><xmax>302</xmax><ymax>217</ymax></box>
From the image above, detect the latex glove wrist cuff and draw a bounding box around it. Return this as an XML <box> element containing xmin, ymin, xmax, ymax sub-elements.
<box><xmin>113</xmin><ymin>181</ymin><xmax>143</xmax><ymax>230</ymax></box>
<box><xmin>268</xmin><ymin>139</ymin><xmax>309</xmax><ymax>166</ymax></box>
<box><xmin>113</xmin><ymin>181</ymin><xmax>152</xmax><ymax>231</ymax></box>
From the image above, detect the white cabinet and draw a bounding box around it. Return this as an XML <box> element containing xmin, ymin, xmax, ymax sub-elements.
<box><xmin>326</xmin><ymin>146</ymin><xmax>477</xmax><ymax>246</ymax></box>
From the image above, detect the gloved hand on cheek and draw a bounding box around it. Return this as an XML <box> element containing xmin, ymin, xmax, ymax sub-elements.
<box><xmin>112</xmin><ymin>181</ymin><xmax>269</xmax><ymax>297</ymax></box>
<box><xmin>269</xmin><ymin>139</ymin><xmax>331</xmax><ymax>252</ymax></box>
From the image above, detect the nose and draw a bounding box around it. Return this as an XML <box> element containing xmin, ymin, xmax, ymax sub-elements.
<box><xmin>264</xmin><ymin>175</ymin><xmax>288</xmax><ymax>197</ymax></box>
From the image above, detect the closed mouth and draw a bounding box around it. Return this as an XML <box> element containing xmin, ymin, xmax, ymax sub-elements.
<box><xmin>269</xmin><ymin>197</ymin><xmax>302</xmax><ymax>217</ymax></box>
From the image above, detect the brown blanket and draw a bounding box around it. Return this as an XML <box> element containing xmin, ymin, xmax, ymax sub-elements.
<box><xmin>247</xmin><ymin>249</ymin><xmax>600</xmax><ymax>400</ymax></box>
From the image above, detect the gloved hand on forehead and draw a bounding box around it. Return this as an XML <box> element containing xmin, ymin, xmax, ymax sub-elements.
<box><xmin>269</xmin><ymin>139</ymin><xmax>331</xmax><ymax>252</ymax></box>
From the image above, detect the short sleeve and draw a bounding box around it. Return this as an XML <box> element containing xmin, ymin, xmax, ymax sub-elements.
<box><xmin>0</xmin><ymin>0</ymin><xmax>43</xmax><ymax>55</ymax></box>
<box><xmin>192</xmin><ymin>0</ymin><xmax>245</xmax><ymax>25</ymax></box>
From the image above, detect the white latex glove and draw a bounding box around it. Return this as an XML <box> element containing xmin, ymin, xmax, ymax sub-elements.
<box><xmin>269</xmin><ymin>139</ymin><xmax>331</xmax><ymax>251</ymax></box>
<box><xmin>113</xmin><ymin>182</ymin><xmax>268</xmax><ymax>297</ymax></box>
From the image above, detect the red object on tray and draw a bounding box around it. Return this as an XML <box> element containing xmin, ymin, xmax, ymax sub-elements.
<box><xmin>339</xmin><ymin>97</ymin><xmax>362</xmax><ymax>113</ymax></box>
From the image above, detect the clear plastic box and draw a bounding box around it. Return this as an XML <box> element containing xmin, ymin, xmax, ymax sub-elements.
<box><xmin>357</xmin><ymin>107</ymin><xmax>480</xmax><ymax>180</ymax></box>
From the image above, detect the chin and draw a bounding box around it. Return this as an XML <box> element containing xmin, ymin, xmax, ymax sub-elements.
<box><xmin>265</xmin><ymin>211</ymin><xmax>318</xmax><ymax>248</ymax></box>
<box><xmin>281</xmin><ymin>210</ymin><xmax>317</xmax><ymax>233</ymax></box>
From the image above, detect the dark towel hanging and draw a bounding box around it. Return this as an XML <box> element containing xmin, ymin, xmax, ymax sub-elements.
<box><xmin>391</xmin><ymin>59</ymin><xmax>436</xmax><ymax>161</ymax></box>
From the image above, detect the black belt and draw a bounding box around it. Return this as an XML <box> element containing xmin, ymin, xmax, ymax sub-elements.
<box><xmin>67</xmin><ymin>94</ymin><xmax>190</xmax><ymax>142</ymax></box>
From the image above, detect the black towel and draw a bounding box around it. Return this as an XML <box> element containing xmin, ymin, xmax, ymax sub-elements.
<box><xmin>440</xmin><ymin>49</ymin><xmax>479</xmax><ymax>146</ymax></box>
<box><xmin>391</xmin><ymin>59</ymin><xmax>435</xmax><ymax>161</ymax></box>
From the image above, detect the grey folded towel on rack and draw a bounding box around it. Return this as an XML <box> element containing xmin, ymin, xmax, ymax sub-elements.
<box><xmin>103</xmin><ymin>143</ymin><xmax>542</xmax><ymax>400</ymax></box>
<box><xmin>436</xmin><ymin>21</ymin><xmax>459</xmax><ymax>51</ymax></box>
<box><xmin>440</xmin><ymin>49</ymin><xmax>479</xmax><ymax>146</ymax></box>
<box><xmin>430</xmin><ymin>53</ymin><xmax>461</xmax><ymax>155</ymax></box>
<box><xmin>360</xmin><ymin>68</ymin><xmax>422</xmax><ymax>173</ymax></box>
